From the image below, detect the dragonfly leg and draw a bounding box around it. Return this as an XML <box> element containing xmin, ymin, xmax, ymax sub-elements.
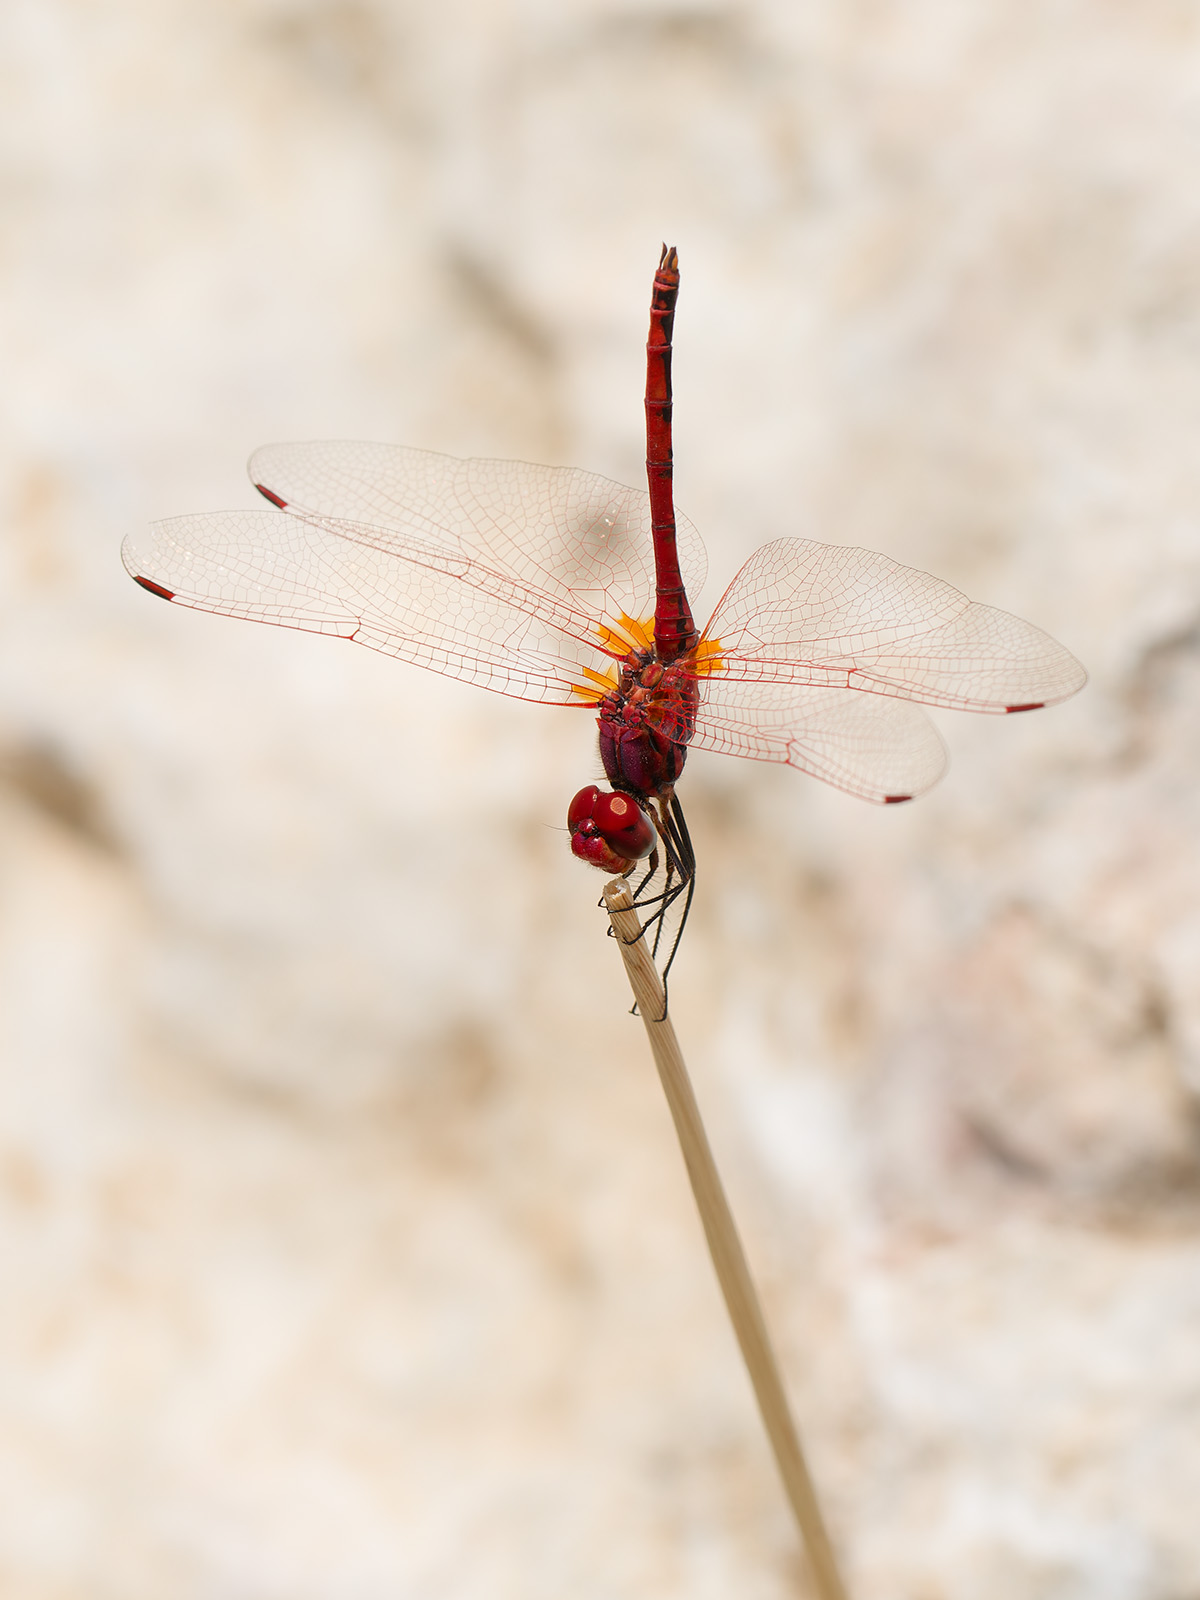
<box><xmin>656</xmin><ymin>792</ymin><xmax>696</xmax><ymax>992</ymax></box>
<box><xmin>616</xmin><ymin>789</ymin><xmax>696</xmax><ymax>1017</ymax></box>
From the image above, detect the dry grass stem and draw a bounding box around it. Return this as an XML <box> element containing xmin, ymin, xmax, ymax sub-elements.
<box><xmin>602</xmin><ymin>878</ymin><xmax>850</xmax><ymax>1600</ymax></box>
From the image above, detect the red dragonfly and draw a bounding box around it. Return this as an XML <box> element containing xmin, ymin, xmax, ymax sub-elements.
<box><xmin>123</xmin><ymin>247</ymin><xmax>1085</xmax><ymax>974</ymax></box>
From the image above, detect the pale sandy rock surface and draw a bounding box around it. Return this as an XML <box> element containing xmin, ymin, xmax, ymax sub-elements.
<box><xmin>1</xmin><ymin>3</ymin><xmax>1198</xmax><ymax>1597</ymax></box>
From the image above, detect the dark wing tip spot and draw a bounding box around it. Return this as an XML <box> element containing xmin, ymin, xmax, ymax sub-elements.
<box><xmin>133</xmin><ymin>574</ymin><xmax>176</xmax><ymax>601</ymax></box>
<box><xmin>1005</xmin><ymin>701</ymin><xmax>1044</xmax><ymax>713</ymax></box>
<box><xmin>884</xmin><ymin>793</ymin><xmax>913</xmax><ymax>805</ymax></box>
<box><xmin>255</xmin><ymin>483</ymin><xmax>288</xmax><ymax>509</ymax></box>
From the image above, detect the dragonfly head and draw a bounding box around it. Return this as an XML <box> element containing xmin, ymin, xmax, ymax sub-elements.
<box><xmin>567</xmin><ymin>785</ymin><xmax>657</xmax><ymax>872</ymax></box>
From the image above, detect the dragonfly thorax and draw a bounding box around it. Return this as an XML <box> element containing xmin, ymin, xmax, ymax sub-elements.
<box><xmin>596</xmin><ymin>647</ymin><xmax>699</xmax><ymax>801</ymax></box>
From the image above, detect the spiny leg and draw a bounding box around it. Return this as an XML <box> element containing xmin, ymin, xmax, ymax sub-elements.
<box><xmin>627</xmin><ymin>794</ymin><xmax>689</xmax><ymax>930</ymax></box>
<box><xmin>655</xmin><ymin>792</ymin><xmax>696</xmax><ymax>991</ymax></box>
<box><xmin>618</xmin><ymin>791</ymin><xmax>696</xmax><ymax>1016</ymax></box>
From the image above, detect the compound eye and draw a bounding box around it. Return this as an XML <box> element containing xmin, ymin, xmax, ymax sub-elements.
<box><xmin>590</xmin><ymin>790</ymin><xmax>656</xmax><ymax>861</ymax></box>
<box><xmin>566</xmin><ymin>786</ymin><xmax>656</xmax><ymax>863</ymax></box>
<box><xmin>567</xmin><ymin>785</ymin><xmax>604</xmax><ymax>830</ymax></box>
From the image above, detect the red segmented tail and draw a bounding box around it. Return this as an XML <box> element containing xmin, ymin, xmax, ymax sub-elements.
<box><xmin>645</xmin><ymin>244</ymin><xmax>697</xmax><ymax>665</ymax></box>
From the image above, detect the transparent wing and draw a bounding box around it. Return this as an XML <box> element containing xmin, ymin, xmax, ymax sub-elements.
<box><xmin>121</xmin><ymin>445</ymin><xmax>711</xmax><ymax>703</ymax></box>
<box><xmin>250</xmin><ymin>441</ymin><xmax>707</xmax><ymax>628</ymax></box>
<box><xmin>693</xmin><ymin>678</ymin><xmax>948</xmax><ymax>804</ymax></box>
<box><xmin>703</xmin><ymin>539</ymin><xmax>1087</xmax><ymax>713</ymax></box>
<box><xmin>122</xmin><ymin>507</ymin><xmax>613</xmax><ymax>704</ymax></box>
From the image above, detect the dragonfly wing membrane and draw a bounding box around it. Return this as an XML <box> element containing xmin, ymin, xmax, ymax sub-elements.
<box><xmin>249</xmin><ymin>442</ymin><xmax>707</xmax><ymax>637</ymax></box>
<box><xmin>847</xmin><ymin>601</ymin><xmax>1088</xmax><ymax>711</ymax></box>
<box><xmin>693</xmin><ymin>678</ymin><xmax>948</xmax><ymax>804</ymax></box>
<box><xmin>121</xmin><ymin>509</ymin><xmax>613</xmax><ymax>705</ymax></box>
<box><xmin>705</xmin><ymin>539</ymin><xmax>1086</xmax><ymax>713</ymax></box>
<box><xmin>122</xmin><ymin>512</ymin><xmax>362</xmax><ymax>634</ymax></box>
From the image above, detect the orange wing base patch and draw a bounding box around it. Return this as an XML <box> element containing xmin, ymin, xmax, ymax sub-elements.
<box><xmin>569</xmin><ymin>616</ymin><xmax>727</xmax><ymax>703</ymax></box>
<box><xmin>571</xmin><ymin>664</ymin><xmax>621</xmax><ymax>703</ymax></box>
<box><xmin>692</xmin><ymin>636</ymin><xmax>727</xmax><ymax>677</ymax></box>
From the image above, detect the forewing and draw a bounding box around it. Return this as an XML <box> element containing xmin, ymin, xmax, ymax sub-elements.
<box><xmin>120</xmin><ymin>507</ymin><xmax>617</xmax><ymax>704</ymax></box>
<box><xmin>249</xmin><ymin>441</ymin><xmax>707</xmax><ymax>630</ymax></box>
<box><xmin>704</xmin><ymin>539</ymin><xmax>1086</xmax><ymax>713</ymax></box>
<box><xmin>693</xmin><ymin>678</ymin><xmax>948</xmax><ymax>804</ymax></box>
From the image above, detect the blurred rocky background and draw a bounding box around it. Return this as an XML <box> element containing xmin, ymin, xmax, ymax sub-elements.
<box><xmin>1</xmin><ymin>2</ymin><xmax>1197</xmax><ymax>1596</ymax></box>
